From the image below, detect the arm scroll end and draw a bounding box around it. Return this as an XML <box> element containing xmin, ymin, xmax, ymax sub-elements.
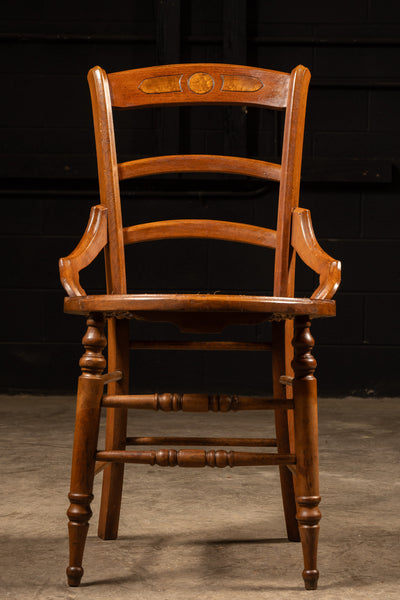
<box><xmin>59</xmin><ymin>205</ymin><xmax>108</xmax><ymax>298</ymax></box>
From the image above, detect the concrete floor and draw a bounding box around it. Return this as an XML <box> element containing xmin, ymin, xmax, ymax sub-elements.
<box><xmin>0</xmin><ymin>395</ymin><xmax>399</xmax><ymax>599</ymax></box>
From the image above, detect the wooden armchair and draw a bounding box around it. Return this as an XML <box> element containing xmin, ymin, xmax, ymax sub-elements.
<box><xmin>59</xmin><ymin>63</ymin><xmax>340</xmax><ymax>590</ymax></box>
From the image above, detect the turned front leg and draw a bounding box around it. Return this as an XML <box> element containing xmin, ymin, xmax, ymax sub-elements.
<box><xmin>292</xmin><ymin>316</ymin><xmax>321</xmax><ymax>591</ymax></box>
<box><xmin>67</xmin><ymin>313</ymin><xmax>106</xmax><ymax>586</ymax></box>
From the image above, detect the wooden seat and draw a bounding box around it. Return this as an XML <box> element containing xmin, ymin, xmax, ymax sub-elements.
<box><xmin>59</xmin><ymin>63</ymin><xmax>341</xmax><ymax>590</ymax></box>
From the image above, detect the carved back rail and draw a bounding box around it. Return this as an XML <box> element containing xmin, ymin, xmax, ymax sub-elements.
<box><xmin>87</xmin><ymin>63</ymin><xmax>311</xmax><ymax>297</ymax></box>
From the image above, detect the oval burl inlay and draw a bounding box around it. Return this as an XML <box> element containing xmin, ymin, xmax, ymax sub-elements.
<box><xmin>188</xmin><ymin>72</ymin><xmax>214</xmax><ymax>94</ymax></box>
<box><xmin>221</xmin><ymin>74</ymin><xmax>264</xmax><ymax>92</ymax></box>
<box><xmin>139</xmin><ymin>75</ymin><xmax>182</xmax><ymax>94</ymax></box>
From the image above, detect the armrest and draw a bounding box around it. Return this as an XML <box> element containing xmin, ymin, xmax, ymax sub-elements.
<box><xmin>59</xmin><ymin>205</ymin><xmax>108</xmax><ymax>297</ymax></box>
<box><xmin>291</xmin><ymin>207</ymin><xmax>341</xmax><ymax>300</ymax></box>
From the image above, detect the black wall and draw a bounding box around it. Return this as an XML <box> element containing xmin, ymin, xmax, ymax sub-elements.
<box><xmin>1</xmin><ymin>0</ymin><xmax>399</xmax><ymax>396</ymax></box>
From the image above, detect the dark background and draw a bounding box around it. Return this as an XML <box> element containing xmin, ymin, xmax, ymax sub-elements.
<box><xmin>1</xmin><ymin>0</ymin><xmax>399</xmax><ymax>396</ymax></box>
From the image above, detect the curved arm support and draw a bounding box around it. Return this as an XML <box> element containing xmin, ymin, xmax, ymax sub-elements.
<box><xmin>59</xmin><ymin>205</ymin><xmax>108</xmax><ymax>297</ymax></box>
<box><xmin>291</xmin><ymin>207</ymin><xmax>341</xmax><ymax>300</ymax></box>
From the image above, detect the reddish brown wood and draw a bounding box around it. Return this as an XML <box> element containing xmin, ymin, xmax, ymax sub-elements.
<box><xmin>129</xmin><ymin>340</ymin><xmax>272</xmax><ymax>351</ymax></box>
<box><xmin>94</xmin><ymin>461</ymin><xmax>108</xmax><ymax>475</ymax></box>
<box><xmin>123</xmin><ymin>218</ymin><xmax>277</xmax><ymax>248</ymax></box>
<box><xmin>272</xmin><ymin>321</ymin><xmax>300</xmax><ymax>542</ymax></box>
<box><xmin>96</xmin><ymin>449</ymin><xmax>295</xmax><ymax>467</ymax></box>
<box><xmin>87</xmin><ymin>67</ymin><xmax>126</xmax><ymax>295</ymax></box>
<box><xmin>63</xmin><ymin>293</ymin><xmax>335</xmax><ymax>334</ymax></box>
<box><xmin>67</xmin><ymin>314</ymin><xmax>106</xmax><ymax>586</ymax></box>
<box><xmin>102</xmin><ymin>393</ymin><xmax>293</xmax><ymax>411</ymax></box>
<box><xmin>279</xmin><ymin>375</ymin><xmax>294</xmax><ymax>386</ymax></box>
<box><xmin>125</xmin><ymin>436</ymin><xmax>277</xmax><ymax>447</ymax></box>
<box><xmin>291</xmin><ymin>208</ymin><xmax>341</xmax><ymax>299</ymax></box>
<box><xmin>98</xmin><ymin>317</ymin><xmax>129</xmax><ymax>541</ymax></box>
<box><xmin>274</xmin><ymin>65</ymin><xmax>311</xmax><ymax>298</ymax></box>
<box><xmin>101</xmin><ymin>370</ymin><xmax>123</xmax><ymax>384</ymax></box>
<box><xmin>64</xmin><ymin>293</ymin><xmax>336</xmax><ymax>318</ymax></box>
<box><xmin>292</xmin><ymin>316</ymin><xmax>321</xmax><ymax>590</ymax></box>
<box><xmin>118</xmin><ymin>155</ymin><xmax>281</xmax><ymax>181</ymax></box>
<box><xmin>59</xmin><ymin>205</ymin><xmax>108</xmax><ymax>297</ymax></box>
<box><xmin>60</xmin><ymin>61</ymin><xmax>341</xmax><ymax>590</ymax></box>
<box><xmin>107</xmin><ymin>63</ymin><xmax>290</xmax><ymax>109</ymax></box>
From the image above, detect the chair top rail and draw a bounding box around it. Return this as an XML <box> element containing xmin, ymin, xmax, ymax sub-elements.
<box><xmin>107</xmin><ymin>63</ymin><xmax>291</xmax><ymax>109</ymax></box>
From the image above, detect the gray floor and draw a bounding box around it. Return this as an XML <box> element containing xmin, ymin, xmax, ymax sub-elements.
<box><xmin>1</xmin><ymin>395</ymin><xmax>399</xmax><ymax>599</ymax></box>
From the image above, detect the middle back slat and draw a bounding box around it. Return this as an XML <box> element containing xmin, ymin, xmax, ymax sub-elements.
<box><xmin>118</xmin><ymin>155</ymin><xmax>281</xmax><ymax>181</ymax></box>
<box><xmin>123</xmin><ymin>219</ymin><xmax>277</xmax><ymax>249</ymax></box>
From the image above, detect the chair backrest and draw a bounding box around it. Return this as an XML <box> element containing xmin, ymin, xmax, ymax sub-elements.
<box><xmin>87</xmin><ymin>63</ymin><xmax>311</xmax><ymax>298</ymax></box>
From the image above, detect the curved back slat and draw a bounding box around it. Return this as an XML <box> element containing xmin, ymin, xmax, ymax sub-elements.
<box><xmin>123</xmin><ymin>219</ymin><xmax>277</xmax><ymax>249</ymax></box>
<box><xmin>118</xmin><ymin>155</ymin><xmax>281</xmax><ymax>181</ymax></box>
<box><xmin>108</xmin><ymin>63</ymin><xmax>290</xmax><ymax>110</ymax></box>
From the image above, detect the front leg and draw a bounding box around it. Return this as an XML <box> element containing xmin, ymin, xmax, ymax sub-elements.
<box><xmin>292</xmin><ymin>315</ymin><xmax>321</xmax><ymax>590</ymax></box>
<box><xmin>67</xmin><ymin>313</ymin><xmax>106</xmax><ymax>586</ymax></box>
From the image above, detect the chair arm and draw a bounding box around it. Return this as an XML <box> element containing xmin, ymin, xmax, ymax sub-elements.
<box><xmin>291</xmin><ymin>207</ymin><xmax>341</xmax><ymax>300</ymax></box>
<box><xmin>59</xmin><ymin>205</ymin><xmax>108</xmax><ymax>297</ymax></box>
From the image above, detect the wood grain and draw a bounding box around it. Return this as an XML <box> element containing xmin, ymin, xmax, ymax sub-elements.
<box><xmin>64</xmin><ymin>293</ymin><xmax>336</xmax><ymax>318</ymax></box>
<box><xmin>291</xmin><ymin>207</ymin><xmax>341</xmax><ymax>300</ymax></box>
<box><xmin>59</xmin><ymin>205</ymin><xmax>108</xmax><ymax>297</ymax></box>
<box><xmin>125</xmin><ymin>436</ymin><xmax>277</xmax><ymax>447</ymax></box>
<box><xmin>292</xmin><ymin>316</ymin><xmax>321</xmax><ymax>590</ymax></box>
<box><xmin>67</xmin><ymin>314</ymin><xmax>106</xmax><ymax>586</ymax></box>
<box><xmin>272</xmin><ymin>320</ymin><xmax>299</xmax><ymax>541</ymax></box>
<box><xmin>274</xmin><ymin>65</ymin><xmax>311</xmax><ymax>297</ymax></box>
<box><xmin>108</xmin><ymin>63</ymin><xmax>290</xmax><ymax>109</ymax></box>
<box><xmin>61</xmin><ymin>60</ymin><xmax>341</xmax><ymax>590</ymax></box>
<box><xmin>87</xmin><ymin>67</ymin><xmax>126</xmax><ymax>295</ymax></box>
<box><xmin>102</xmin><ymin>393</ymin><xmax>294</xmax><ymax>411</ymax></box>
<box><xmin>118</xmin><ymin>154</ymin><xmax>281</xmax><ymax>181</ymax></box>
<box><xmin>123</xmin><ymin>219</ymin><xmax>277</xmax><ymax>248</ymax></box>
<box><xmin>128</xmin><ymin>340</ymin><xmax>272</xmax><ymax>351</ymax></box>
<box><xmin>97</xmin><ymin>317</ymin><xmax>129</xmax><ymax>540</ymax></box>
<box><xmin>96</xmin><ymin>449</ymin><xmax>295</xmax><ymax>468</ymax></box>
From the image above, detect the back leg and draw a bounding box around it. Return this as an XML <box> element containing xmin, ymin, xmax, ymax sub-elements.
<box><xmin>272</xmin><ymin>321</ymin><xmax>300</xmax><ymax>542</ymax></box>
<box><xmin>98</xmin><ymin>318</ymin><xmax>130</xmax><ymax>540</ymax></box>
